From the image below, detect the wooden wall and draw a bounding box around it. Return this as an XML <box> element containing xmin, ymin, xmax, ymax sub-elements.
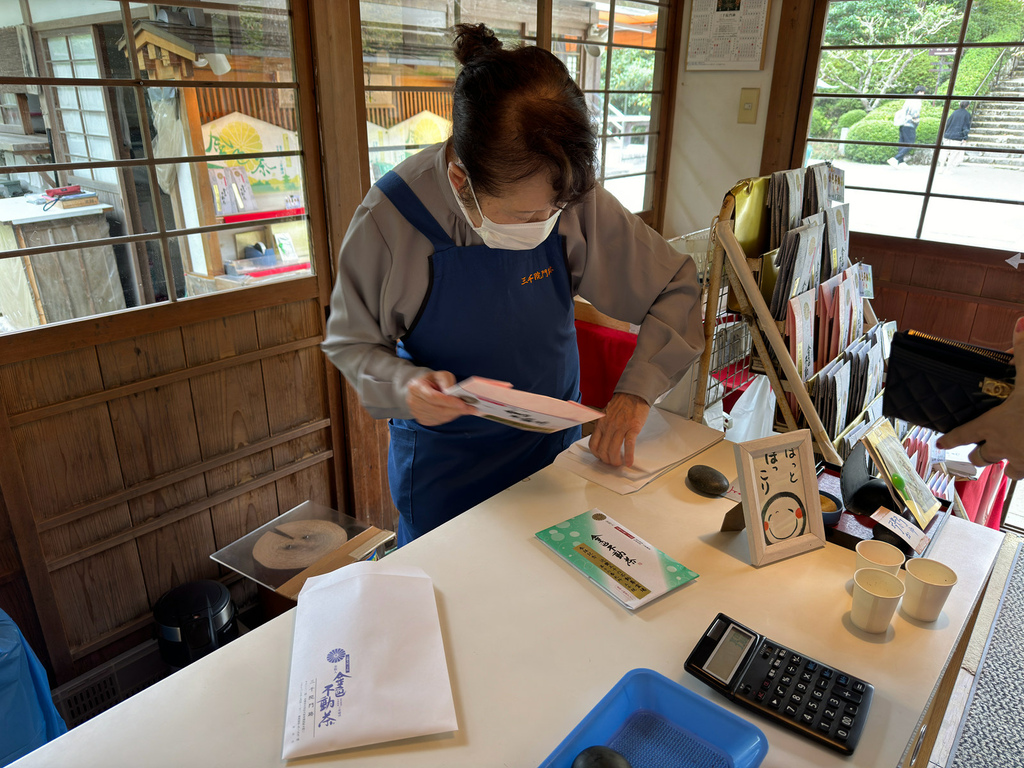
<box><xmin>0</xmin><ymin>297</ymin><xmax>335</xmax><ymax>682</ymax></box>
<box><xmin>853</xmin><ymin>234</ymin><xmax>1023</xmax><ymax>350</ymax></box>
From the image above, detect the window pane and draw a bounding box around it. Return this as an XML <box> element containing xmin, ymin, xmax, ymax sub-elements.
<box><xmin>844</xmin><ymin>188</ymin><xmax>924</xmax><ymax>238</ymax></box>
<box><xmin>818</xmin><ymin>49</ymin><xmax>947</xmax><ymax>98</ymax></box>
<box><xmin>822</xmin><ymin>1</ymin><xmax>965</xmax><ymax>48</ymax></box>
<box><xmin>931</xmin><ymin>150</ymin><xmax>1024</xmax><ymax>202</ymax></box>
<box><xmin>69</xmin><ymin>35</ymin><xmax>95</xmax><ymax>60</ymax></box>
<box><xmin>604</xmin><ymin>131</ymin><xmax>658</xmax><ymax>182</ymax></box>
<box><xmin>173</xmin><ymin>223</ymin><xmax>313</xmax><ymax>298</ymax></box>
<box><xmin>806</xmin><ymin>143</ymin><xmax>932</xmax><ymax>193</ymax></box>
<box><xmin>922</xmin><ymin>196</ymin><xmax>1024</xmax><ymax>250</ymax></box>
<box><xmin>952</xmin><ymin>45</ymin><xmax>1024</xmax><ymax>97</ymax></box>
<box><xmin>608</xmin><ymin>2</ymin><xmax>668</xmax><ymax>49</ymax></box>
<box><xmin>603</xmin><ymin>172</ymin><xmax>652</xmax><ymax>213</ymax></box>
<box><xmin>965</xmin><ymin>1</ymin><xmax>1024</xmax><ymax>43</ymax></box>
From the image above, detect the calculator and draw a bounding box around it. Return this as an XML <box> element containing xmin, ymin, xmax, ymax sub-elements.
<box><xmin>684</xmin><ymin>613</ymin><xmax>873</xmax><ymax>755</ymax></box>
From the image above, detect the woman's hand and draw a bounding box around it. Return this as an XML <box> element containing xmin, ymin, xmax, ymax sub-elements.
<box><xmin>937</xmin><ymin>316</ymin><xmax>1024</xmax><ymax>481</ymax></box>
<box><xmin>406</xmin><ymin>371</ymin><xmax>477</xmax><ymax>426</ymax></box>
<box><xmin>588</xmin><ymin>393</ymin><xmax>650</xmax><ymax>467</ymax></box>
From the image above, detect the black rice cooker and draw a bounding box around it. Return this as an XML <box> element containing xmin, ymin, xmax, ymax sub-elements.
<box><xmin>153</xmin><ymin>580</ymin><xmax>238</xmax><ymax>668</ymax></box>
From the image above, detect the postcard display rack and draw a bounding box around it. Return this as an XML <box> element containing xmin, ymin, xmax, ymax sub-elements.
<box><xmin>692</xmin><ymin>164</ymin><xmax>876</xmax><ymax>468</ymax></box>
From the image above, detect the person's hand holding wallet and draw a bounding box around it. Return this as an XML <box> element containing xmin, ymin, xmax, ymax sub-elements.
<box><xmin>936</xmin><ymin>317</ymin><xmax>1024</xmax><ymax>481</ymax></box>
<box><xmin>883</xmin><ymin>317</ymin><xmax>1022</xmax><ymax>481</ymax></box>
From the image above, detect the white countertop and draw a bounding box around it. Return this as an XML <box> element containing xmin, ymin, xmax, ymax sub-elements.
<box><xmin>13</xmin><ymin>440</ymin><xmax>1003</xmax><ymax>768</ymax></box>
<box><xmin>0</xmin><ymin>196</ymin><xmax>111</xmax><ymax>226</ymax></box>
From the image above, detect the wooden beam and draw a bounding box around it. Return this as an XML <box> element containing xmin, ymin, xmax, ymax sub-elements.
<box><xmin>0</xmin><ymin>405</ymin><xmax>74</xmax><ymax>678</ymax></box>
<box><xmin>759</xmin><ymin>0</ymin><xmax>819</xmax><ymax>174</ymax></box>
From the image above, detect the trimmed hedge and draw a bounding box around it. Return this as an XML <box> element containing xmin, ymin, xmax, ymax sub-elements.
<box><xmin>844</xmin><ymin>120</ymin><xmax>898</xmax><ymax>164</ymax></box>
<box><xmin>810</xmin><ymin>108</ymin><xmax>832</xmax><ymax>139</ymax></box>
<box><xmin>838</xmin><ymin>109</ymin><xmax>867</xmax><ymax>129</ymax></box>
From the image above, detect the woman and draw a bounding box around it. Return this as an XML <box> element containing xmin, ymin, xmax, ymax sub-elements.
<box><xmin>323</xmin><ymin>24</ymin><xmax>704</xmax><ymax>545</ymax></box>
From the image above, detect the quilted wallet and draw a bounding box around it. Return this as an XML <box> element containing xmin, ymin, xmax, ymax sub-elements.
<box><xmin>882</xmin><ymin>330</ymin><xmax>1016</xmax><ymax>434</ymax></box>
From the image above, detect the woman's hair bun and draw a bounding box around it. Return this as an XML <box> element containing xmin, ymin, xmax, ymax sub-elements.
<box><xmin>452</xmin><ymin>23</ymin><xmax>502</xmax><ymax>65</ymax></box>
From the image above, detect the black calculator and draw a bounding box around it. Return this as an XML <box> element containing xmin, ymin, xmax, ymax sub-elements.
<box><xmin>684</xmin><ymin>613</ymin><xmax>873</xmax><ymax>755</ymax></box>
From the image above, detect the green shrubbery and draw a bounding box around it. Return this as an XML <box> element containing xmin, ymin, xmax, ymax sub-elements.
<box><xmin>810</xmin><ymin>108</ymin><xmax>832</xmax><ymax>139</ymax></box>
<box><xmin>838</xmin><ymin>109</ymin><xmax>867</xmax><ymax>129</ymax></box>
<box><xmin>844</xmin><ymin>120</ymin><xmax>898</xmax><ymax>164</ymax></box>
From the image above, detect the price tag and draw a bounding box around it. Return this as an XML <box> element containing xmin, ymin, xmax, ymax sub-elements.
<box><xmin>871</xmin><ymin>508</ymin><xmax>930</xmax><ymax>554</ymax></box>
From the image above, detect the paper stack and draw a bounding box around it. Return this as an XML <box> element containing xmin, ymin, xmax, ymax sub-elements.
<box><xmin>554</xmin><ymin>406</ymin><xmax>725</xmax><ymax>493</ymax></box>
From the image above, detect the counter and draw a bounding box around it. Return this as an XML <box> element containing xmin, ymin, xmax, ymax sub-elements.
<box><xmin>13</xmin><ymin>440</ymin><xmax>1003</xmax><ymax>767</ymax></box>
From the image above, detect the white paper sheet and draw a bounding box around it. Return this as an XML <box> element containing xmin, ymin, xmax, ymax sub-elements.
<box><xmin>554</xmin><ymin>406</ymin><xmax>725</xmax><ymax>493</ymax></box>
<box><xmin>281</xmin><ymin>561</ymin><xmax>457</xmax><ymax>759</ymax></box>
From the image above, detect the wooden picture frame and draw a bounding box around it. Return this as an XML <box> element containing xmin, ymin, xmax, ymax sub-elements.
<box><xmin>733</xmin><ymin>429</ymin><xmax>825</xmax><ymax>567</ymax></box>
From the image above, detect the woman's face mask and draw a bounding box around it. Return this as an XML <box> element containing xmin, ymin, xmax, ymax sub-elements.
<box><xmin>447</xmin><ymin>164</ymin><xmax>561</xmax><ymax>251</ymax></box>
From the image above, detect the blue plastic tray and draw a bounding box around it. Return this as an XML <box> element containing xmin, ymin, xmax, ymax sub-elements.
<box><xmin>538</xmin><ymin>668</ymin><xmax>768</xmax><ymax>768</ymax></box>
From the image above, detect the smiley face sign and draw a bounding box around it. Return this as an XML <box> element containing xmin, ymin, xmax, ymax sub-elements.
<box><xmin>761</xmin><ymin>490</ymin><xmax>806</xmax><ymax>544</ymax></box>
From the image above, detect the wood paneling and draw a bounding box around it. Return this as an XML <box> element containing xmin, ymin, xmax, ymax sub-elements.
<box><xmin>135</xmin><ymin>513</ymin><xmax>219</xmax><ymax>605</ymax></box>
<box><xmin>209</xmin><ymin>485</ymin><xmax>280</xmax><ymax>552</ymax></box>
<box><xmin>190</xmin><ymin>361</ymin><xmax>271</xmax><ymax>457</ymax></box>
<box><xmin>0</xmin><ymin>347</ymin><xmax>103</xmax><ymax>414</ymax></box>
<box><xmin>262</xmin><ymin>347</ymin><xmax>328</xmax><ymax>435</ymax></box>
<box><xmin>276</xmin><ymin>462</ymin><xmax>332</xmax><ymax>514</ymax></box>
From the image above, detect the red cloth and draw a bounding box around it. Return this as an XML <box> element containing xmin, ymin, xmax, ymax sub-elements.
<box><xmin>574</xmin><ymin>320</ymin><xmax>637</xmax><ymax>409</ymax></box>
<box><xmin>955</xmin><ymin>461</ymin><xmax>1009</xmax><ymax>530</ymax></box>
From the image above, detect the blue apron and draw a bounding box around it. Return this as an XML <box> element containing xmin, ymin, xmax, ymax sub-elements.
<box><xmin>377</xmin><ymin>171</ymin><xmax>581</xmax><ymax>546</ymax></box>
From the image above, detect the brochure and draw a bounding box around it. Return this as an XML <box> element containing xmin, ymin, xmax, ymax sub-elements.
<box><xmin>536</xmin><ymin>510</ymin><xmax>698</xmax><ymax>610</ymax></box>
<box><xmin>554</xmin><ymin>406</ymin><xmax>725</xmax><ymax>494</ymax></box>
<box><xmin>444</xmin><ymin>377</ymin><xmax>603</xmax><ymax>433</ymax></box>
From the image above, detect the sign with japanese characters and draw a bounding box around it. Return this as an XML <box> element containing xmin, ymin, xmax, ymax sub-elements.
<box><xmin>536</xmin><ymin>510</ymin><xmax>698</xmax><ymax>610</ymax></box>
<box><xmin>733</xmin><ymin>430</ymin><xmax>826</xmax><ymax>567</ymax></box>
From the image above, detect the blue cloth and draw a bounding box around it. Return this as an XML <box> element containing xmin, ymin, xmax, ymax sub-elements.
<box><xmin>1</xmin><ymin>609</ymin><xmax>66</xmax><ymax>766</ymax></box>
<box><xmin>376</xmin><ymin>171</ymin><xmax>581</xmax><ymax>546</ymax></box>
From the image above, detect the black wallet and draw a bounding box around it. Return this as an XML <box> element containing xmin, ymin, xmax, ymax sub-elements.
<box><xmin>882</xmin><ymin>330</ymin><xmax>1016</xmax><ymax>434</ymax></box>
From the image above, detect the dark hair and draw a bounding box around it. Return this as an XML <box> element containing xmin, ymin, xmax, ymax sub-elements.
<box><xmin>450</xmin><ymin>23</ymin><xmax>597</xmax><ymax>208</ymax></box>
<box><xmin>913</xmin><ymin>86</ymin><xmax>926</xmax><ymax>94</ymax></box>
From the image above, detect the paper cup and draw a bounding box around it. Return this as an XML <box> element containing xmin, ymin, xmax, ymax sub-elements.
<box><xmin>903</xmin><ymin>558</ymin><xmax>957</xmax><ymax>622</ymax></box>
<box><xmin>852</xmin><ymin>568</ymin><xmax>905</xmax><ymax>634</ymax></box>
<box><xmin>855</xmin><ymin>539</ymin><xmax>905</xmax><ymax>575</ymax></box>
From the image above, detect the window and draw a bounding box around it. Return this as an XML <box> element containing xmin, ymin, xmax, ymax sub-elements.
<box><xmin>358</xmin><ymin>0</ymin><xmax>678</xmax><ymax>217</ymax></box>
<box><xmin>803</xmin><ymin>0</ymin><xmax>1024</xmax><ymax>252</ymax></box>
<box><xmin>0</xmin><ymin>1</ymin><xmax>315</xmax><ymax>335</ymax></box>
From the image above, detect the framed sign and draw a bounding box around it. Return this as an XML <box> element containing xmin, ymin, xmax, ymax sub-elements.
<box><xmin>733</xmin><ymin>430</ymin><xmax>825</xmax><ymax>567</ymax></box>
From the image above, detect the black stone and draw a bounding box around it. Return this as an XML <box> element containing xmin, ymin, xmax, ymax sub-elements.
<box><xmin>572</xmin><ymin>745</ymin><xmax>633</xmax><ymax>768</ymax></box>
<box><xmin>687</xmin><ymin>464</ymin><xmax>730</xmax><ymax>496</ymax></box>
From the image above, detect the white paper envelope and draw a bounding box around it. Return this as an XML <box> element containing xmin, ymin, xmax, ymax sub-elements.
<box><xmin>281</xmin><ymin>561</ymin><xmax>457</xmax><ymax>759</ymax></box>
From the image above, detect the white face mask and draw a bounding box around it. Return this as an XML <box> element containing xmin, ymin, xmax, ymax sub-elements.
<box><xmin>447</xmin><ymin>165</ymin><xmax>561</xmax><ymax>251</ymax></box>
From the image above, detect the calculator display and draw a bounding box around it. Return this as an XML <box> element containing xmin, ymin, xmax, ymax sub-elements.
<box><xmin>704</xmin><ymin>624</ymin><xmax>755</xmax><ymax>683</ymax></box>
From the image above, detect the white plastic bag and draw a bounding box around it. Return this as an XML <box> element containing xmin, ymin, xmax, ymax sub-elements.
<box><xmin>724</xmin><ymin>374</ymin><xmax>778</xmax><ymax>443</ymax></box>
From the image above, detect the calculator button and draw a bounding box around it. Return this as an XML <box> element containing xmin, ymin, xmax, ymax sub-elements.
<box><xmin>790</xmin><ymin>693</ymin><xmax>804</xmax><ymax>705</ymax></box>
<box><xmin>805</xmin><ymin>661</ymin><xmax>818</xmax><ymax>673</ymax></box>
<box><xmin>841</xmin><ymin>715</ymin><xmax>854</xmax><ymax>728</ymax></box>
<box><xmin>790</xmin><ymin>654</ymin><xmax>802</xmax><ymax>665</ymax></box>
<box><xmin>767</xmin><ymin>668</ymin><xmax>777</xmax><ymax>679</ymax></box>
<box><xmin>821</xmin><ymin>668</ymin><xmax>834</xmax><ymax>680</ymax></box>
<box><xmin>786</xmin><ymin>664</ymin><xmax>798</xmax><ymax>675</ymax></box>
<box><xmin>772</xmin><ymin>658</ymin><xmax>783</xmax><ymax>669</ymax></box>
<box><xmin>768</xmin><ymin>696</ymin><xmax>782</xmax><ymax>710</ymax></box>
<box><xmin>762</xmin><ymin>679</ymin><xmax>772</xmax><ymax>690</ymax></box>
<box><xmin>816</xmin><ymin>678</ymin><xmax>829</xmax><ymax>690</ymax></box>
<box><xmin>776</xmin><ymin>685</ymin><xmax>787</xmax><ymax>697</ymax></box>
<box><xmin>777</xmin><ymin>649</ymin><xmax>788</xmax><ymax>659</ymax></box>
<box><xmin>740</xmin><ymin>684</ymin><xmax>751</xmax><ymax>695</ymax></box>
<box><xmin>828</xmin><ymin>696</ymin><xmax>841</xmax><ymax>709</ymax></box>
<box><xmin>817</xmin><ymin>721</ymin><xmax>832</xmax><ymax>734</ymax></box>
<box><xmin>756</xmin><ymin>690</ymin><xmax>766</xmax><ymax>702</ymax></box>
<box><xmin>836</xmin><ymin>728</ymin><xmax>850</xmax><ymax>742</ymax></box>
<box><xmin>840</xmin><ymin>690</ymin><xmax>863</xmax><ymax>705</ymax></box>
<box><xmin>823</xmin><ymin>708</ymin><xmax>837</xmax><ymax>720</ymax></box>
<box><xmin>800</xmin><ymin>671</ymin><xmax>813</xmax><ymax>683</ymax></box>
<box><xmin>784</xmin><ymin>704</ymin><xmax>799</xmax><ymax>718</ymax></box>
<box><xmin>801</xmin><ymin>712</ymin><xmax>814</xmax><ymax>725</ymax></box>
<box><xmin>845</xmin><ymin>704</ymin><xmax>859</xmax><ymax>716</ymax></box>
<box><xmin>806</xmin><ymin>700</ymin><xmax>819</xmax><ymax>712</ymax></box>
<box><xmin>811</xmin><ymin>689</ymin><xmax>824</xmax><ymax>701</ymax></box>
<box><xmin>837</xmin><ymin>674</ymin><xmax>850</xmax><ymax>687</ymax></box>
<box><xmin>796</xmin><ymin>683</ymin><xmax>807</xmax><ymax>694</ymax></box>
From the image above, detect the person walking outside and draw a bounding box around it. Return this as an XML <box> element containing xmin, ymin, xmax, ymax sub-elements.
<box><xmin>938</xmin><ymin>101</ymin><xmax>972</xmax><ymax>172</ymax></box>
<box><xmin>888</xmin><ymin>86</ymin><xmax>927</xmax><ymax>167</ymax></box>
